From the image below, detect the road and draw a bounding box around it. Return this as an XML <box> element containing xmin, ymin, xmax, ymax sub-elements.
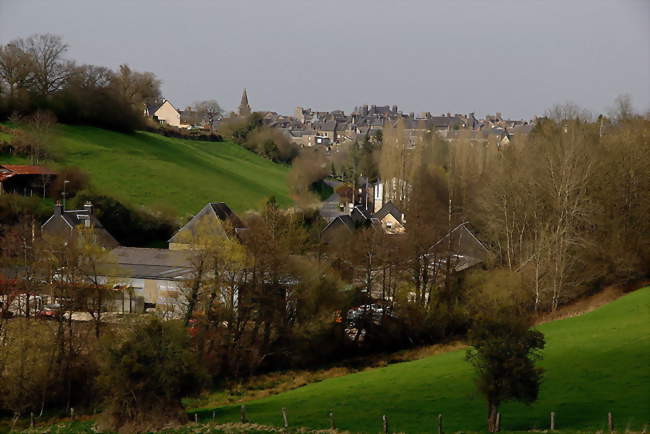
<box><xmin>319</xmin><ymin>179</ymin><xmax>346</xmax><ymax>221</ymax></box>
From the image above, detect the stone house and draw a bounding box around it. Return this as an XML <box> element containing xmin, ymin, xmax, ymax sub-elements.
<box><xmin>41</xmin><ymin>201</ymin><xmax>120</xmax><ymax>249</ymax></box>
<box><xmin>169</xmin><ymin>202</ymin><xmax>246</xmax><ymax>250</ymax></box>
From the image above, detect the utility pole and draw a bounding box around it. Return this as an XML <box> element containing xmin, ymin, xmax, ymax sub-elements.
<box><xmin>62</xmin><ymin>179</ymin><xmax>70</xmax><ymax>210</ymax></box>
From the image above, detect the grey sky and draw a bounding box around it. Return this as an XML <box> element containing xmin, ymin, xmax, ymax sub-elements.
<box><xmin>1</xmin><ymin>0</ymin><xmax>648</xmax><ymax>119</ymax></box>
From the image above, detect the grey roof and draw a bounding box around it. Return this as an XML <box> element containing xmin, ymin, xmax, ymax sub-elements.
<box><xmin>429</xmin><ymin>223</ymin><xmax>489</xmax><ymax>261</ymax></box>
<box><xmin>372</xmin><ymin>201</ymin><xmax>404</xmax><ymax>223</ymax></box>
<box><xmin>168</xmin><ymin>202</ymin><xmax>244</xmax><ymax>244</ymax></box>
<box><xmin>321</xmin><ymin>215</ymin><xmax>355</xmax><ymax>238</ymax></box>
<box><xmin>351</xmin><ymin>206</ymin><xmax>371</xmax><ymax>224</ymax></box>
<box><xmin>146</xmin><ymin>103</ymin><xmax>163</xmax><ymax>116</ymax></box>
<box><xmin>110</xmin><ymin>247</ymin><xmax>194</xmax><ymax>280</ymax></box>
<box><xmin>41</xmin><ymin>206</ymin><xmax>120</xmax><ymax>249</ymax></box>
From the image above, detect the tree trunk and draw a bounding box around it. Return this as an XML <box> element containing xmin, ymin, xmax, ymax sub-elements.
<box><xmin>487</xmin><ymin>402</ymin><xmax>499</xmax><ymax>433</ymax></box>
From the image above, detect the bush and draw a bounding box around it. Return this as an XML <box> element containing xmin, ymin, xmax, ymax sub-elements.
<box><xmin>0</xmin><ymin>194</ymin><xmax>51</xmax><ymax>229</ymax></box>
<box><xmin>71</xmin><ymin>192</ymin><xmax>177</xmax><ymax>247</ymax></box>
<box><xmin>49</xmin><ymin>166</ymin><xmax>90</xmax><ymax>201</ymax></box>
<box><xmin>97</xmin><ymin>317</ymin><xmax>207</xmax><ymax>432</ymax></box>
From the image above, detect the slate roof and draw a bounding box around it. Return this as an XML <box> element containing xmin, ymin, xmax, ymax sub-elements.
<box><xmin>109</xmin><ymin>247</ymin><xmax>194</xmax><ymax>280</ymax></box>
<box><xmin>351</xmin><ymin>206</ymin><xmax>371</xmax><ymax>225</ymax></box>
<box><xmin>372</xmin><ymin>201</ymin><xmax>404</xmax><ymax>223</ymax></box>
<box><xmin>145</xmin><ymin>103</ymin><xmax>163</xmax><ymax>116</ymax></box>
<box><xmin>321</xmin><ymin>215</ymin><xmax>355</xmax><ymax>238</ymax></box>
<box><xmin>41</xmin><ymin>204</ymin><xmax>120</xmax><ymax>249</ymax></box>
<box><xmin>168</xmin><ymin>202</ymin><xmax>245</xmax><ymax>244</ymax></box>
<box><xmin>429</xmin><ymin>223</ymin><xmax>490</xmax><ymax>271</ymax></box>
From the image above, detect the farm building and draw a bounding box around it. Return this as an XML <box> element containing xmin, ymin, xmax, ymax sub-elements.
<box><xmin>0</xmin><ymin>164</ymin><xmax>57</xmax><ymax>196</ymax></box>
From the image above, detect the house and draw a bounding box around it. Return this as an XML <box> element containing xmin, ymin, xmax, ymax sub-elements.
<box><xmin>109</xmin><ymin>247</ymin><xmax>195</xmax><ymax>311</ymax></box>
<box><xmin>321</xmin><ymin>202</ymin><xmax>406</xmax><ymax>240</ymax></box>
<box><xmin>41</xmin><ymin>201</ymin><xmax>120</xmax><ymax>249</ymax></box>
<box><xmin>428</xmin><ymin>222</ymin><xmax>489</xmax><ymax>273</ymax></box>
<box><xmin>145</xmin><ymin>99</ymin><xmax>188</xmax><ymax>128</ymax></box>
<box><xmin>169</xmin><ymin>202</ymin><xmax>246</xmax><ymax>250</ymax></box>
<box><xmin>0</xmin><ymin>164</ymin><xmax>57</xmax><ymax>197</ymax></box>
<box><xmin>372</xmin><ymin>201</ymin><xmax>406</xmax><ymax>235</ymax></box>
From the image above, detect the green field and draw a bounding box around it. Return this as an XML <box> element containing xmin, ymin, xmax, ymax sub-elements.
<box><xmin>196</xmin><ymin>288</ymin><xmax>650</xmax><ymax>432</ymax></box>
<box><xmin>1</xmin><ymin>125</ymin><xmax>292</xmax><ymax>215</ymax></box>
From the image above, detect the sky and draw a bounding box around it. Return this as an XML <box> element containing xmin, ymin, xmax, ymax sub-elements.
<box><xmin>1</xmin><ymin>0</ymin><xmax>648</xmax><ymax>119</ymax></box>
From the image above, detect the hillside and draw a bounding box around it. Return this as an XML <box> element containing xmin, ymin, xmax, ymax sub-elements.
<box><xmin>1</xmin><ymin>125</ymin><xmax>292</xmax><ymax>215</ymax></box>
<box><xmin>198</xmin><ymin>287</ymin><xmax>650</xmax><ymax>431</ymax></box>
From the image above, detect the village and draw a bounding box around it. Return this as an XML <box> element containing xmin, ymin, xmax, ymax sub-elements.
<box><xmin>0</xmin><ymin>2</ymin><xmax>648</xmax><ymax>431</ymax></box>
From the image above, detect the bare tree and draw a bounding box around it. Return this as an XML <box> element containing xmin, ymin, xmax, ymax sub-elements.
<box><xmin>192</xmin><ymin>99</ymin><xmax>223</xmax><ymax>130</ymax></box>
<box><xmin>20</xmin><ymin>34</ymin><xmax>73</xmax><ymax>96</ymax></box>
<box><xmin>0</xmin><ymin>42</ymin><xmax>35</xmax><ymax>99</ymax></box>
<box><xmin>112</xmin><ymin>64</ymin><xmax>161</xmax><ymax>110</ymax></box>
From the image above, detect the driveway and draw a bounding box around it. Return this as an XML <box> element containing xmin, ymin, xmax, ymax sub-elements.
<box><xmin>319</xmin><ymin>179</ymin><xmax>346</xmax><ymax>221</ymax></box>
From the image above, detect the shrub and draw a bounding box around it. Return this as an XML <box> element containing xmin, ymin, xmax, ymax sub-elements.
<box><xmin>97</xmin><ymin>317</ymin><xmax>207</xmax><ymax>432</ymax></box>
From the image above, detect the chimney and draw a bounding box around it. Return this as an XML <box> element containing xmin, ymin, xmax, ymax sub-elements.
<box><xmin>84</xmin><ymin>201</ymin><xmax>93</xmax><ymax>216</ymax></box>
<box><xmin>55</xmin><ymin>200</ymin><xmax>63</xmax><ymax>216</ymax></box>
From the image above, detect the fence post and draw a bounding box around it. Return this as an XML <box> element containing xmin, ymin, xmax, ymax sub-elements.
<box><xmin>437</xmin><ymin>413</ymin><xmax>443</xmax><ymax>434</ymax></box>
<box><xmin>495</xmin><ymin>412</ymin><xmax>501</xmax><ymax>432</ymax></box>
<box><xmin>608</xmin><ymin>411</ymin><xmax>613</xmax><ymax>432</ymax></box>
<box><xmin>329</xmin><ymin>410</ymin><xmax>336</xmax><ymax>430</ymax></box>
<box><xmin>550</xmin><ymin>411</ymin><xmax>556</xmax><ymax>430</ymax></box>
<box><xmin>282</xmin><ymin>407</ymin><xmax>288</xmax><ymax>429</ymax></box>
<box><xmin>382</xmin><ymin>414</ymin><xmax>389</xmax><ymax>434</ymax></box>
<box><xmin>240</xmin><ymin>405</ymin><xmax>247</xmax><ymax>423</ymax></box>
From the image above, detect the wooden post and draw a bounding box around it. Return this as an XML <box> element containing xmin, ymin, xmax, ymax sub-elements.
<box><xmin>608</xmin><ymin>411</ymin><xmax>613</xmax><ymax>432</ymax></box>
<box><xmin>382</xmin><ymin>414</ymin><xmax>389</xmax><ymax>434</ymax></box>
<box><xmin>282</xmin><ymin>407</ymin><xmax>288</xmax><ymax>428</ymax></box>
<box><xmin>30</xmin><ymin>412</ymin><xmax>34</xmax><ymax>428</ymax></box>
<box><xmin>550</xmin><ymin>411</ymin><xmax>555</xmax><ymax>430</ymax></box>
<box><xmin>437</xmin><ymin>413</ymin><xmax>443</xmax><ymax>434</ymax></box>
<box><xmin>240</xmin><ymin>405</ymin><xmax>247</xmax><ymax>423</ymax></box>
<box><xmin>329</xmin><ymin>410</ymin><xmax>336</xmax><ymax>430</ymax></box>
<box><xmin>495</xmin><ymin>412</ymin><xmax>501</xmax><ymax>432</ymax></box>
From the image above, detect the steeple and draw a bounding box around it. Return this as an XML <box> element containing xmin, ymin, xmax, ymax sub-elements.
<box><xmin>238</xmin><ymin>88</ymin><xmax>251</xmax><ymax>117</ymax></box>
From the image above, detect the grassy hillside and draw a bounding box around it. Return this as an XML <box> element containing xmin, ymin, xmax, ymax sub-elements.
<box><xmin>197</xmin><ymin>287</ymin><xmax>650</xmax><ymax>432</ymax></box>
<box><xmin>1</xmin><ymin>124</ymin><xmax>292</xmax><ymax>215</ymax></box>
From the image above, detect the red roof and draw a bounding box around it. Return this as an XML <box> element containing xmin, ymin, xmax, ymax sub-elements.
<box><xmin>0</xmin><ymin>164</ymin><xmax>57</xmax><ymax>181</ymax></box>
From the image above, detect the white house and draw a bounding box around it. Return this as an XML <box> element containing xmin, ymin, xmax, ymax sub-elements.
<box><xmin>145</xmin><ymin>99</ymin><xmax>188</xmax><ymax>128</ymax></box>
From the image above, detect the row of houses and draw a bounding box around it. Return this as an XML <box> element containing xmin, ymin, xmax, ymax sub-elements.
<box><xmin>21</xmin><ymin>191</ymin><xmax>487</xmax><ymax>317</ymax></box>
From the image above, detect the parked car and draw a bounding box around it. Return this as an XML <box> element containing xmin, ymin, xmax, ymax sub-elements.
<box><xmin>346</xmin><ymin>303</ymin><xmax>395</xmax><ymax>324</ymax></box>
<box><xmin>37</xmin><ymin>303</ymin><xmax>63</xmax><ymax>320</ymax></box>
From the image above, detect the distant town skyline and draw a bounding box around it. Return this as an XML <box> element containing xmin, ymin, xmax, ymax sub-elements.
<box><xmin>1</xmin><ymin>0</ymin><xmax>648</xmax><ymax>119</ymax></box>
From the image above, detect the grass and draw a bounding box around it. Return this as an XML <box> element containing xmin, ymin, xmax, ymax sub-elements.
<box><xmin>193</xmin><ymin>287</ymin><xmax>650</xmax><ymax>432</ymax></box>
<box><xmin>1</xmin><ymin>124</ymin><xmax>292</xmax><ymax>215</ymax></box>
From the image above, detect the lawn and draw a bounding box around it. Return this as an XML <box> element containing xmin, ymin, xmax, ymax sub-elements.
<box><xmin>195</xmin><ymin>287</ymin><xmax>650</xmax><ymax>432</ymax></box>
<box><xmin>1</xmin><ymin>124</ymin><xmax>292</xmax><ymax>216</ymax></box>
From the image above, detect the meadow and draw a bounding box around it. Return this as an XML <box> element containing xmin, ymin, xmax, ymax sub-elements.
<box><xmin>194</xmin><ymin>287</ymin><xmax>650</xmax><ymax>432</ymax></box>
<box><xmin>1</xmin><ymin>124</ymin><xmax>292</xmax><ymax>216</ymax></box>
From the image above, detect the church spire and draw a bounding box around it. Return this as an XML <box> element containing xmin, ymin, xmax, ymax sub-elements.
<box><xmin>238</xmin><ymin>88</ymin><xmax>251</xmax><ymax>117</ymax></box>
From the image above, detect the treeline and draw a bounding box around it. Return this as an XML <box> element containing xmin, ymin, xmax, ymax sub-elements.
<box><xmin>0</xmin><ymin>34</ymin><xmax>161</xmax><ymax>132</ymax></box>
<box><xmin>219</xmin><ymin>112</ymin><xmax>299</xmax><ymax>163</ymax></box>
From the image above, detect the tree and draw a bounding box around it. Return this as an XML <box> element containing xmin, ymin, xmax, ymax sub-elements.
<box><xmin>98</xmin><ymin>317</ymin><xmax>207</xmax><ymax>432</ymax></box>
<box><xmin>191</xmin><ymin>99</ymin><xmax>223</xmax><ymax>130</ymax></box>
<box><xmin>21</xmin><ymin>34</ymin><xmax>73</xmax><ymax>97</ymax></box>
<box><xmin>0</xmin><ymin>41</ymin><xmax>34</xmax><ymax>100</ymax></box>
<box><xmin>112</xmin><ymin>64</ymin><xmax>161</xmax><ymax>110</ymax></box>
<box><xmin>466</xmin><ymin>315</ymin><xmax>545</xmax><ymax>432</ymax></box>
